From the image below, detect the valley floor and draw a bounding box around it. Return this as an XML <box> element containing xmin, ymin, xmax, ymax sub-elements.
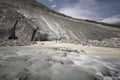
<box><xmin>0</xmin><ymin>41</ymin><xmax>120</xmax><ymax>80</ymax></box>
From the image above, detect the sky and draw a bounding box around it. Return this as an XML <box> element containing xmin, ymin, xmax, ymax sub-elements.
<box><xmin>36</xmin><ymin>0</ymin><xmax>120</xmax><ymax>23</ymax></box>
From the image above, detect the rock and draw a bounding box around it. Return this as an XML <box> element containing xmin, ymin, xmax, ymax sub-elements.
<box><xmin>95</xmin><ymin>72</ymin><xmax>104</xmax><ymax>80</ymax></box>
<box><xmin>41</xmin><ymin>43</ymin><xmax>45</xmax><ymax>45</ymax></box>
<box><xmin>117</xmin><ymin>77</ymin><xmax>120</xmax><ymax>80</ymax></box>
<box><xmin>18</xmin><ymin>74</ymin><xmax>28</xmax><ymax>80</ymax></box>
<box><xmin>103</xmin><ymin>76</ymin><xmax>113</xmax><ymax>80</ymax></box>
<box><xmin>62</xmin><ymin>59</ymin><xmax>74</xmax><ymax>65</ymax></box>
<box><xmin>0</xmin><ymin>64</ymin><xmax>2</xmax><ymax>67</ymax></box>
<box><xmin>80</xmin><ymin>50</ymin><xmax>87</xmax><ymax>54</ymax></box>
<box><xmin>61</xmin><ymin>53</ymin><xmax>67</xmax><ymax>57</ymax></box>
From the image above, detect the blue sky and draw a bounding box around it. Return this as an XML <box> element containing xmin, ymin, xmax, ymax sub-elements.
<box><xmin>36</xmin><ymin>0</ymin><xmax>120</xmax><ymax>23</ymax></box>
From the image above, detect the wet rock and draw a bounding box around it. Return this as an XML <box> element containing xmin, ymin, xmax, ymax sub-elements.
<box><xmin>60</xmin><ymin>61</ymin><xmax>64</xmax><ymax>64</ymax></box>
<box><xmin>53</xmin><ymin>47</ymin><xmax>80</xmax><ymax>53</ymax></box>
<box><xmin>80</xmin><ymin>50</ymin><xmax>87</xmax><ymax>54</ymax></box>
<box><xmin>103</xmin><ymin>76</ymin><xmax>113</xmax><ymax>80</ymax></box>
<box><xmin>62</xmin><ymin>59</ymin><xmax>74</xmax><ymax>65</ymax></box>
<box><xmin>0</xmin><ymin>64</ymin><xmax>2</xmax><ymax>66</ymax></box>
<box><xmin>61</xmin><ymin>53</ymin><xmax>67</xmax><ymax>57</ymax></box>
<box><xmin>41</xmin><ymin>43</ymin><xmax>45</xmax><ymax>45</ymax></box>
<box><xmin>95</xmin><ymin>72</ymin><xmax>104</xmax><ymax>80</ymax></box>
<box><xmin>95</xmin><ymin>64</ymin><xmax>111</xmax><ymax>76</ymax></box>
<box><xmin>117</xmin><ymin>77</ymin><xmax>120</xmax><ymax>80</ymax></box>
<box><xmin>46</xmin><ymin>56</ymin><xmax>53</xmax><ymax>61</ymax></box>
<box><xmin>16</xmin><ymin>69</ymin><xmax>30</xmax><ymax>80</ymax></box>
<box><xmin>18</xmin><ymin>75</ymin><xmax>28</xmax><ymax>80</ymax></box>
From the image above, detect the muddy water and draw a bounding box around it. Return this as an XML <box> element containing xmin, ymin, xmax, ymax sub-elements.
<box><xmin>0</xmin><ymin>46</ymin><xmax>120</xmax><ymax>80</ymax></box>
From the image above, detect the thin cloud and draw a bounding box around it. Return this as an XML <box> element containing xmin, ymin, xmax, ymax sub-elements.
<box><xmin>58</xmin><ymin>0</ymin><xmax>97</xmax><ymax>20</ymax></box>
<box><xmin>59</xmin><ymin>6</ymin><xmax>89</xmax><ymax>19</ymax></box>
<box><xmin>49</xmin><ymin>0</ymin><xmax>54</xmax><ymax>2</ymax></box>
<box><xmin>48</xmin><ymin>0</ymin><xmax>56</xmax><ymax>8</ymax></box>
<box><xmin>102</xmin><ymin>15</ymin><xmax>120</xmax><ymax>24</ymax></box>
<box><xmin>36</xmin><ymin>0</ymin><xmax>120</xmax><ymax>21</ymax></box>
<box><xmin>51</xmin><ymin>4</ymin><xmax>56</xmax><ymax>8</ymax></box>
<box><xmin>58</xmin><ymin>0</ymin><xmax>120</xmax><ymax>21</ymax></box>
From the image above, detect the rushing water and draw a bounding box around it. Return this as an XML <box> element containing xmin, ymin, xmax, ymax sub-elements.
<box><xmin>0</xmin><ymin>47</ymin><xmax>120</xmax><ymax>80</ymax></box>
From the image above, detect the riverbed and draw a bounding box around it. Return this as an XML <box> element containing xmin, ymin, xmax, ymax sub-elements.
<box><xmin>0</xmin><ymin>42</ymin><xmax>120</xmax><ymax>80</ymax></box>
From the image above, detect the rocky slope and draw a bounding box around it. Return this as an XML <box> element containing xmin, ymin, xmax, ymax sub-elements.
<box><xmin>0</xmin><ymin>0</ymin><xmax>120</xmax><ymax>46</ymax></box>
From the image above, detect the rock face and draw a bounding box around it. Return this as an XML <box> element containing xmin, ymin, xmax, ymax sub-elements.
<box><xmin>0</xmin><ymin>0</ymin><xmax>120</xmax><ymax>45</ymax></box>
